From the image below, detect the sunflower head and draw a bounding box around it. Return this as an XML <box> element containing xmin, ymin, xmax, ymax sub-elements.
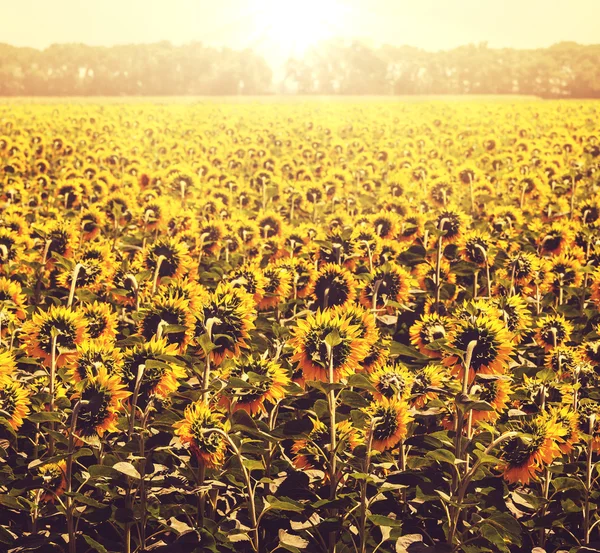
<box><xmin>39</xmin><ymin>460</ymin><xmax>67</xmax><ymax>503</ymax></box>
<box><xmin>309</xmin><ymin>263</ymin><xmax>357</xmax><ymax>311</ymax></box>
<box><xmin>363</xmin><ymin>397</ymin><xmax>412</xmax><ymax>452</ymax></box>
<box><xmin>173</xmin><ymin>401</ymin><xmax>228</xmax><ymax>468</ymax></box>
<box><xmin>535</xmin><ymin>314</ymin><xmax>573</xmax><ymax>351</ymax></box>
<box><xmin>290</xmin><ymin>309</ymin><xmax>368</xmax><ymax>382</ymax></box>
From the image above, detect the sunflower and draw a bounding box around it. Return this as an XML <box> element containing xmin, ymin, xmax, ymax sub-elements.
<box><xmin>290</xmin><ymin>309</ymin><xmax>368</xmax><ymax>382</ymax></box>
<box><xmin>359</xmin><ymin>262</ymin><xmax>412</xmax><ymax>313</ymax></box>
<box><xmin>257</xmin><ymin>212</ymin><xmax>284</xmax><ymax>239</ymax></box>
<box><xmin>198</xmin><ymin>220</ymin><xmax>227</xmax><ymax>256</ymax></box>
<box><xmin>220</xmin><ymin>356</ymin><xmax>290</xmax><ymax>415</ymax></box>
<box><xmin>120</xmin><ymin>337</ymin><xmax>186</xmax><ymax>402</ymax></box>
<box><xmin>361</xmin><ymin>337</ymin><xmax>391</xmax><ymax>374</ymax></box>
<box><xmin>369</xmin><ymin>364</ymin><xmax>413</xmax><ymax>402</ymax></box>
<box><xmin>0</xmin><ymin>277</ymin><xmax>26</xmax><ymax>320</ymax></box>
<box><xmin>413</xmin><ymin>260</ymin><xmax>456</xmax><ymax>297</ymax></box>
<box><xmin>309</xmin><ymin>263</ymin><xmax>357</xmax><ymax>310</ymax></box>
<box><xmin>227</xmin><ymin>263</ymin><xmax>267</xmax><ymax>304</ymax></box>
<box><xmin>535</xmin><ymin>314</ymin><xmax>573</xmax><ymax>351</ymax></box>
<box><xmin>138</xmin><ymin>294</ymin><xmax>194</xmax><ymax>353</ymax></box>
<box><xmin>161</xmin><ymin>278</ymin><xmax>209</xmax><ymax>313</ymax></box>
<box><xmin>409</xmin><ymin>313</ymin><xmax>452</xmax><ymax>358</ymax></box>
<box><xmin>79</xmin><ymin>206</ymin><xmax>106</xmax><ymax>242</ymax></box>
<box><xmin>545</xmin><ymin>345</ymin><xmax>579</xmax><ymax>377</ymax></box>
<box><xmin>276</xmin><ymin>257</ymin><xmax>316</xmax><ymax>299</ymax></box>
<box><xmin>580</xmin><ymin>340</ymin><xmax>600</xmax><ymax>369</ymax></box>
<box><xmin>410</xmin><ymin>364</ymin><xmax>446</xmax><ymax>408</ymax></box>
<box><xmin>550</xmin><ymin>405</ymin><xmax>579</xmax><ymax>454</ymax></box>
<box><xmin>57</xmin><ymin>257</ymin><xmax>106</xmax><ymax>294</ymax></box>
<box><xmin>494</xmin><ymin>295</ymin><xmax>532</xmax><ymax>343</ymax></box>
<box><xmin>330</xmin><ymin>303</ymin><xmax>378</xmax><ymax>350</ymax></box>
<box><xmin>81</xmin><ymin>301</ymin><xmax>118</xmax><ymax>343</ymax></box>
<box><xmin>173</xmin><ymin>400</ymin><xmax>228</xmax><ymax>468</ymax></box>
<box><xmin>69</xmin><ymin>341</ymin><xmax>123</xmax><ymax>384</ymax></box>
<box><xmin>444</xmin><ymin>315</ymin><xmax>513</xmax><ymax>382</ymax></box>
<box><xmin>499</xmin><ymin>416</ymin><xmax>564</xmax><ymax>484</ymax></box>
<box><xmin>39</xmin><ymin>460</ymin><xmax>67</xmax><ymax>503</ymax></box>
<box><xmin>0</xmin><ymin>379</ymin><xmax>30</xmax><ymax>430</ymax></box>
<box><xmin>291</xmin><ymin>418</ymin><xmax>361</xmax><ymax>471</ymax></box>
<box><xmin>470</xmin><ymin>378</ymin><xmax>511</xmax><ymax>423</ymax></box>
<box><xmin>38</xmin><ymin>220</ymin><xmax>79</xmax><ymax>267</ymax></box>
<box><xmin>141</xmin><ymin>237</ymin><xmax>191</xmax><ymax>283</ymax></box>
<box><xmin>258</xmin><ymin>265</ymin><xmax>292</xmax><ymax>311</ymax></box>
<box><xmin>434</xmin><ymin>207</ymin><xmax>468</xmax><ymax>244</ymax></box>
<box><xmin>21</xmin><ymin>306</ymin><xmax>89</xmax><ymax>368</ymax></box>
<box><xmin>195</xmin><ymin>282</ymin><xmax>256</xmax><ymax>365</ymax></box>
<box><xmin>72</xmin><ymin>366</ymin><xmax>130</xmax><ymax>443</ymax></box>
<box><xmin>547</xmin><ymin>253</ymin><xmax>582</xmax><ymax>296</ymax></box>
<box><xmin>363</xmin><ymin>397</ymin><xmax>412</xmax><ymax>452</ymax></box>
<box><xmin>537</xmin><ymin>222</ymin><xmax>575</xmax><ymax>256</ymax></box>
<box><xmin>459</xmin><ymin>230</ymin><xmax>495</xmax><ymax>267</ymax></box>
<box><xmin>0</xmin><ymin>227</ymin><xmax>28</xmax><ymax>271</ymax></box>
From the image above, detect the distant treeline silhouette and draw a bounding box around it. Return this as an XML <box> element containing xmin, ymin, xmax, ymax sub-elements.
<box><xmin>0</xmin><ymin>40</ymin><xmax>599</xmax><ymax>97</ymax></box>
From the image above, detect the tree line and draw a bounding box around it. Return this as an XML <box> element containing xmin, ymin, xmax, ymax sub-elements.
<box><xmin>1</xmin><ymin>40</ymin><xmax>599</xmax><ymax>96</ymax></box>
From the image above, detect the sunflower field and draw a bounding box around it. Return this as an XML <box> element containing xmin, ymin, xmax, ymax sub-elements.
<box><xmin>1</xmin><ymin>100</ymin><xmax>600</xmax><ymax>553</ymax></box>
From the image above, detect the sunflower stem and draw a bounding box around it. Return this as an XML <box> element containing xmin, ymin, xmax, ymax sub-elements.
<box><xmin>435</xmin><ymin>218</ymin><xmax>449</xmax><ymax>313</ymax></box>
<box><xmin>67</xmin><ymin>263</ymin><xmax>84</xmax><ymax>309</ymax></box>
<box><xmin>326</xmin><ymin>342</ymin><xmax>337</xmax><ymax>553</ymax></box>
<box><xmin>151</xmin><ymin>255</ymin><xmax>166</xmax><ymax>295</ymax></box>
<box><xmin>49</xmin><ymin>334</ymin><xmax>58</xmax><ymax>456</ymax></box>
<box><xmin>584</xmin><ymin>415</ymin><xmax>596</xmax><ymax>545</ymax></box>
<box><xmin>359</xmin><ymin>417</ymin><xmax>378</xmax><ymax>553</ymax></box>
<box><xmin>66</xmin><ymin>400</ymin><xmax>87</xmax><ymax>553</ymax></box>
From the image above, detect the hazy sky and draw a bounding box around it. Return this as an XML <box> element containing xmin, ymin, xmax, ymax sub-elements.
<box><xmin>3</xmin><ymin>0</ymin><xmax>597</xmax><ymax>65</ymax></box>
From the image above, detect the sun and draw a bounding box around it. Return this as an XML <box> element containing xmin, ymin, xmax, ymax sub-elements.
<box><xmin>251</xmin><ymin>0</ymin><xmax>350</xmax><ymax>59</ymax></box>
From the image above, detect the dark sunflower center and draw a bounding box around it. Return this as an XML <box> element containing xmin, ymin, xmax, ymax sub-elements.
<box><xmin>313</xmin><ymin>273</ymin><xmax>350</xmax><ymax>309</ymax></box>
<box><xmin>78</xmin><ymin>386</ymin><xmax>111</xmax><ymax>436</ymax></box>
<box><xmin>372</xmin><ymin>406</ymin><xmax>399</xmax><ymax>441</ymax></box>
<box><xmin>454</xmin><ymin>326</ymin><xmax>500</xmax><ymax>371</ymax></box>
<box><xmin>304</xmin><ymin>326</ymin><xmax>351</xmax><ymax>370</ymax></box>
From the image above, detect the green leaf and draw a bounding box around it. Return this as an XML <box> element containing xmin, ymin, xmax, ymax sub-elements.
<box><xmin>83</xmin><ymin>535</ymin><xmax>108</xmax><ymax>553</ymax></box>
<box><xmin>266</xmin><ymin>495</ymin><xmax>304</xmax><ymax>513</ymax></box>
<box><xmin>369</xmin><ymin>514</ymin><xmax>402</xmax><ymax>528</ymax></box>
<box><xmin>426</xmin><ymin>449</ymin><xmax>458</xmax><ymax>465</ymax></box>
<box><xmin>112</xmin><ymin>462</ymin><xmax>141</xmax><ymax>480</ymax></box>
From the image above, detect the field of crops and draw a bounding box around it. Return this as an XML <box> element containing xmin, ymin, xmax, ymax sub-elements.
<box><xmin>0</xmin><ymin>99</ymin><xmax>599</xmax><ymax>553</ymax></box>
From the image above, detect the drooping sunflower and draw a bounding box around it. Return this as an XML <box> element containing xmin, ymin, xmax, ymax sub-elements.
<box><xmin>0</xmin><ymin>379</ymin><xmax>30</xmax><ymax>430</ymax></box>
<box><xmin>359</xmin><ymin>262</ymin><xmax>412</xmax><ymax>313</ymax></box>
<box><xmin>198</xmin><ymin>220</ymin><xmax>227</xmax><ymax>256</ymax></box>
<box><xmin>547</xmin><ymin>253</ymin><xmax>582</xmax><ymax>296</ymax></box>
<box><xmin>21</xmin><ymin>306</ymin><xmax>89</xmax><ymax>368</ymax></box>
<box><xmin>57</xmin><ymin>258</ymin><xmax>106</xmax><ymax>294</ymax></box>
<box><xmin>409</xmin><ymin>313</ymin><xmax>452</xmax><ymax>358</ymax></box>
<box><xmin>72</xmin><ymin>366</ymin><xmax>130</xmax><ymax>444</ymax></box>
<box><xmin>361</xmin><ymin>337</ymin><xmax>391</xmax><ymax>374</ymax></box>
<box><xmin>195</xmin><ymin>282</ymin><xmax>256</xmax><ymax>365</ymax></box>
<box><xmin>363</xmin><ymin>397</ymin><xmax>412</xmax><ymax>452</ymax></box>
<box><xmin>173</xmin><ymin>400</ymin><xmax>228</xmax><ymax>468</ymax></box>
<box><xmin>68</xmin><ymin>341</ymin><xmax>123</xmax><ymax>384</ymax></box>
<box><xmin>227</xmin><ymin>263</ymin><xmax>268</xmax><ymax>305</ymax></box>
<box><xmin>0</xmin><ymin>277</ymin><xmax>26</xmax><ymax>320</ymax></box>
<box><xmin>138</xmin><ymin>294</ymin><xmax>194</xmax><ymax>353</ymax></box>
<box><xmin>410</xmin><ymin>364</ymin><xmax>447</xmax><ymax>408</ymax></box>
<box><xmin>79</xmin><ymin>206</ymin><xmax>106</xmax><ymax>242</ymax></box>
<box><xmin>535</xmin><ymin>314</ymin><xmax>573</xmax><ymax>351</ymax></box>
<box><xmin>258</xmin><ymin>265</ymin><xmax>292</xmax><ymax>311</ymax></box>
<box><xmin>275</xmin><ymin>257</ymin><xmax>316</xmax><ymax>299</ymax></box>
<box><xmin>545</xmin><ymin>345</ymin><xmax>579</xmax><ymax>377</ymax></box>
<box><xmin>39</xmin><ymin>460</ymin><xmax>67</xmax><ymax>503</ymax></box>
<box><xmin>499</xmin><ymin>416</ymin><xmax>565</xmax><ymax>485</ymax></box>
<box><xmin>219</xmin><ymin>356</ymin><xmax>290</xmax><ymax>415</ymax></box>
<box><xmin>434</xmin><ymin>207</ymin><xmax>469</xmax><ymax>244</ymax></box>
<box><xmin>120</xmin><ymin>337</ymin><xmax>186</xmax><ymax>402</ymax></box>
<box><xmin>493</xmin><ymin>295</ymin><xmax>532</xmax><ymax>344</ymax></box>
<box><xmin>369</xmin><ymin>364</ymin><xmax>414</xmax><ymax>402</ymax></box>
<box><xmin>291</xmin><ymin>418</ymin><xmax>362</xmax><ymax>472</ymax></box>
<box><xmin>141</xmin><ymin>237</ymin><xmax>191</xmax><ymax>284</ymax></box>
<box><xmin>537</xmin><ymin>221</ymin><xmax>575</xmax><ymax>256</ymax></box>
<box><xmin>459</xmin><ymin>230</ymin><xmax>496</xmax><ymax>267</ymax></box>
<box><xmin>290</xmin><ymin>309</ymin><xmax>368</xmax><ymax>382</ymax></box>
<box><xmin>470</xmin><ymin>378</ymin><xmax>511</xmax><ymax>423</ymax></box>
<box><xmin>309</xmin><ymin>263</ymin><xmax>357</xmax><ymax>311</ymax></box>
<box><xmin>80</xmin><ymin>301</ymin><xmax>118</xmax><ymax>344</ymax></box>
<box><xmin>443</xmin><ymin>315</ymin><xmax>514</xmax><ymax>382</ymax></box>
